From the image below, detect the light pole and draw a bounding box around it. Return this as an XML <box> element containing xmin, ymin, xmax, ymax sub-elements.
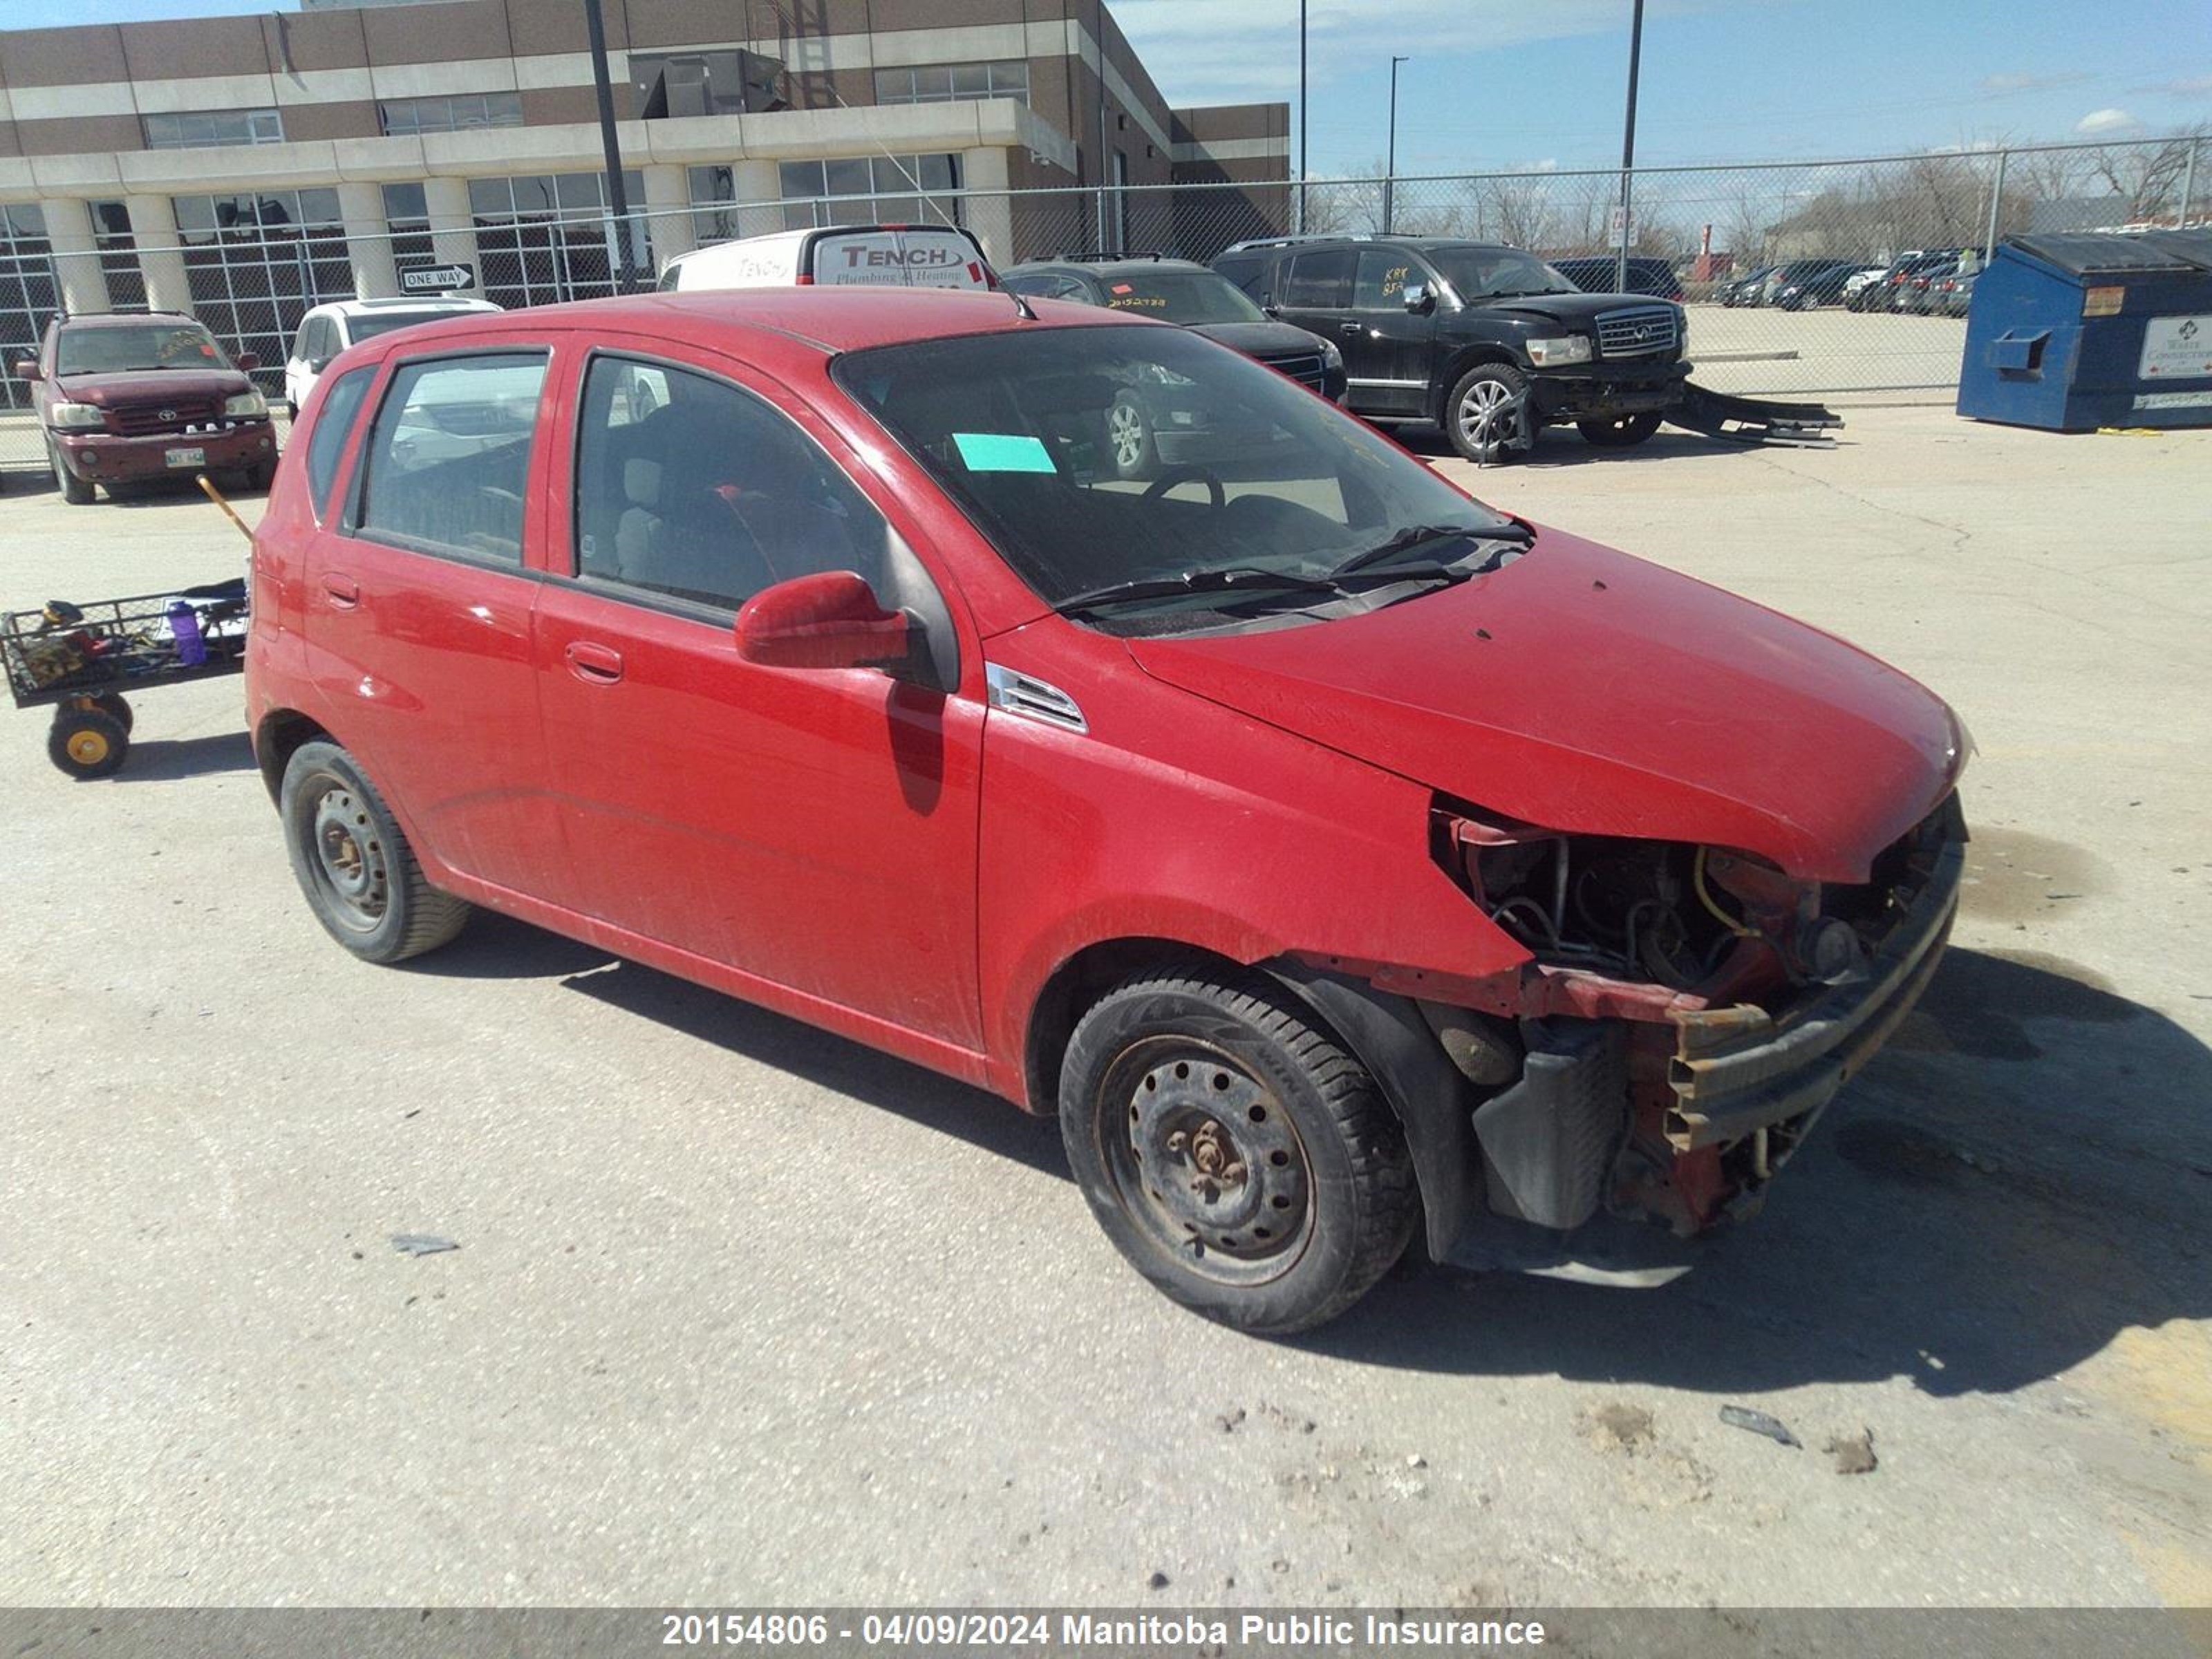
<box><xmin>1297</xmin><ymin>0</ymin><xmax>1307</xmax><ymax>232</ymax></box>
<box><xmin>1615</xmin><ymin>0</ymin><xmax>1646</xmax><ymax>292</ymax></box>
<box><xmin>1385</xmin><ymin>55</ymin><xmax>1409</xmax><ymax>234</ymax></box>
<box><xmin>583</xmin><ymin>0</ymin><xmax>637</xmax><ymax>290</ymax></box>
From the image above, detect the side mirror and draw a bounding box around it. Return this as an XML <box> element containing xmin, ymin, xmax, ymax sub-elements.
<box><xmin>1402</xmin><ymin>283</ymin><xmax>1433</xmax><ymax>313</ymax></box>
<box><xmin>306</xmin><ymin>356</ymin><xmax>332</xmax><ymax>373</ymax></box>
<box><xmin>234</xmin><ymin>350</ymin><xmax>261</xmax><ymax>372</ymax></box>
<box><xmin>15</xmin><ymin>359</ymin><xmax>41</xmax><ymax>382</ymax></box>
<box><xmin>1261</xmin><ymin>303</ymin><xmax>1282</xmax><ymax>319</ymax></box>
<box><xmin>735</xmin><ymin>570</ymin><xmax>912</xmax><ymax>676</ymax></box>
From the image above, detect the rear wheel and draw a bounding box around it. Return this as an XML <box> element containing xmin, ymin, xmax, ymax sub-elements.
<box><xmin>1106</xmin><ymin>393</ymin><xmax>1158</xmax><ymax>480</ymax></box>
<box><xmin>1443</xmin><ymin>362</ymin><xmax>1531</xmax><ymax>465</ymax></box>
<box><xmin>1577</xmin><ymin>411</ymin><xmax>1663</xmax><ymax>448</ymax></box>
<box><xmin>280</xmin><ymin>740</ymin><xmax>471</xmax><ymax>964</ymax></box>
<box><xmin>1058</xmin><ymin>966</ymin><xmax>1418</xmax><ymax>1334</ymax></box>
<box><xmin>87</xmin><ymin>693</ymin><xmax>133</xmax><ymax>734</ymax></box>
<box><xmin>48</xmin><ymin>709</ymin><xmax>129</xmax><ymax>779</ymax></box>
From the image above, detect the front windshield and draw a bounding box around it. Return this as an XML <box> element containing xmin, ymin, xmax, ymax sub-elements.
<box><xmin>345</xmin><ymin>310</ymin><xmax>474</xmax><ymax>343</ymax></box>
<box><xmin>1426</xmin><ymin>247</ymin><xmax>1579</xmax><ymax>300</ymax></box>
<box><xmin>1096</xmin><ymin>270</ymin><xmax>1266</xmax><ymax>326</ymax></box>
<box><xmin>57</xmin><ymin>324</ymin><xmax>229</xmax><ymax>375</ymax></box>
<box><xmin>836</xmin><ymin>324</ymin><xmax>1517</xmax><ymax>632</ymax></box>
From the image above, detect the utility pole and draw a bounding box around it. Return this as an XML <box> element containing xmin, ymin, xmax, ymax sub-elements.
<box><xmin>1615</xmin><ymin>0</ymin><xmax>1645</xmax><ymax>292</ymax></box>
<box><xmin>1385</xmin><ymin>55</ymin><xmax>1409</xmax><ymax>234</ymax></box>
<box><xmin>583</xmin><ymin>0</ymin><xmax>637</xmax><ymax>290</ymax></box>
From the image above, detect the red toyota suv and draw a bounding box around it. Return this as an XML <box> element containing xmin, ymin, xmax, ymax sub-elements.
<box><xmin>17</xmin><ymin>311</ymin><xmax>276</xmax><ymax>504</ymax></box>
<box><xmin>245</xmin><ymin>289</ymin><xmax>1968</xmax><ymax>1333</ymax></box>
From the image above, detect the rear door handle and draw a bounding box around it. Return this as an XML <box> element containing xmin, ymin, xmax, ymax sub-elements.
<box><xmin>565</xmin><ymin>641</ymin><xmax>624</xmax><ymax>684</ymax></box>
<box><xmin>322</xmin><ymin>573</ymin><xmax>359</xmax><ymax>608</ymax></box>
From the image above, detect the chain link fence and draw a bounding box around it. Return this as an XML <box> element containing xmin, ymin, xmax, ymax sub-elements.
<box><xmin>1</xmin><ymin>133</ymin><xmax>2202</xmax><ymax>477</ymax></box>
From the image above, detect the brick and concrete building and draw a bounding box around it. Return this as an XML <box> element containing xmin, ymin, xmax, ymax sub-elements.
<box><xmin>0</xmin><ymin>0</ymin><xmax>1288</xmax><ymax>395</ymax></box>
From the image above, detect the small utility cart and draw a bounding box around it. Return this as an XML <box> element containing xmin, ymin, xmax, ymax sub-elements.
<box><xmin>2</xmin><ymin>577</ymin><xmax>247</xmax><ymax>779</ymax></box>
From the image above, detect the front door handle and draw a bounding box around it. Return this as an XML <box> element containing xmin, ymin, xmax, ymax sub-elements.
<box><xmin>322</xmin><ymin>573</ymin><xmax>359</xmax><ymax>608</ymax></box>
<box><xmin>565</xmin><ymin>640</ymin><xmax>624</xmax><ymax>684</ymax></box>
<box><xmin>1339</xmin><ymin>321</ymin><xmax>1362</xmax><ymax>336</ymax></box>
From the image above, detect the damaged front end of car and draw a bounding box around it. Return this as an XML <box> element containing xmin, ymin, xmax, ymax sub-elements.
<box><xmin>1356</xmin><ymin>793</ymin><xmax>1966</xmax><ymax>1261</ymax></box>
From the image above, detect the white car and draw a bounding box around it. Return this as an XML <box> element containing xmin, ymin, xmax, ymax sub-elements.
<box><xmin>656</xmin><ymin>224</ymin><xmax>995</xmax><ymax>293</ymax></box>
<box><xmin>283</xmin><ymin>295</ymin><xmax>503</xmax><ymax>416</ymax></box>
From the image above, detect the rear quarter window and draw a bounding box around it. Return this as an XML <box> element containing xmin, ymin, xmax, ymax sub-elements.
<box><xmin>303</xmin><ymin>364</ymin><xmax>376</xmax><ymax>522</ymax></box>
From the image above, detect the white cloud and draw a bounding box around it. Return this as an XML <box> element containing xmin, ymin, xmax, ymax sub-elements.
<box><xmin>2074</xmin><ymin>106</ymin><xmax>2141</xmax><ymax>133</ymax></box>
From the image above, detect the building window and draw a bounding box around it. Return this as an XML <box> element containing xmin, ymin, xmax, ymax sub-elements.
<box><xmin>469</xmin><ymin>171</ymin><xmax>650</xmax><ymax>310</ymax></box>
<box><xmin>92</xmin><ymin>200</ymin><xmax>147</xmax><ymax>312</ymax></box>
<box><xmin>379</xmin><ymin>93</ymin><xmax>523</xmax><ymax>137</ymax></box>
<box><xmin>144</xmin><ymin>108</ymin><xmax>284</xmax><ymax>150</ymax></box>
<box><xmin>873</xmin><ymin>61</ymin><xmax>1029</xmax><ymax>106</ymax></box>
<box><xmin>0</xmin><ymin>205</ymin><xmax>56</xmax><ymax>413</ymax></box>
<box><xmin>775</xmin><ymin>155</ymin><xmax>960</xmax><ymax>230</ymax></box>
<box><xmin>172</xmin><ymin>189</ymin><xmax>348</xmax><ymax>391</ymax></box>
<box><xmin>382</xmin><ymin>182</ymin><xmax>436</xmax><ymax>280</ymax></box>
<box><xmin>631</xmin><ymin>50</ymin><xmax>785</xmax><ymax>118</ymax></box>
<box><xmin>686</xmin><ymin>165</ymin><xmax>744</xmax><ymax>245</ymax></box>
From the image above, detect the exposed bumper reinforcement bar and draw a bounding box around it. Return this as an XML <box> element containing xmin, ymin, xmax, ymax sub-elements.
<box><xmin>1666</xmin><ymin>828</ymin><xmax>1967</xmax><ymax>1151</ymax></box>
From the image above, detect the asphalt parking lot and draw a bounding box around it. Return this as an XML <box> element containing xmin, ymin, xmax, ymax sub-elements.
<box><xmin>1</xmin><ymin>406</ymin><xmax>2207</xmax><ymax>1614</ymax></box>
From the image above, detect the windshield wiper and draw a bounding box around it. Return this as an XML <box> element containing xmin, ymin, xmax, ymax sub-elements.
<box><xmin>1056</xmin><ymin>565</ymin><xmax>1342</xmax><ymax>618</ymax></box>
<box><xmin>1328</xmin><ymin>521</ymin><xmax>1533</xmax><ymax>581</ymax></box>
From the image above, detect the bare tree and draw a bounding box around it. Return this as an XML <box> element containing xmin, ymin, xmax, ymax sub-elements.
<box><xmin>2088</xmin><ymin>124</ymin><xmax>2209</xmax><ymax>221</ymax></box>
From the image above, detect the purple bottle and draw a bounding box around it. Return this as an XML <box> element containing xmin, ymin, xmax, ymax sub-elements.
<box><xmin>167</xmin><ymin>600</ymin><xmax>207</xmax><ymax>666</ymax></box>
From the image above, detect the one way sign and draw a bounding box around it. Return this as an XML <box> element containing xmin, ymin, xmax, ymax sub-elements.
<box><xmin>400</xmin><ymin>263</ymin><xmax>476</xmax><ymax>294</ymax></box>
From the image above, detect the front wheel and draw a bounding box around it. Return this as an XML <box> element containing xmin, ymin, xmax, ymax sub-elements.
<box><xmin>1105</xmin><ymin>393</ymin><xmax>1158</xmax><ymax>480</ymax></box>
<box><xmin>1059</xmin><ymin>966</ymin><xmax>1418</xmax><ymax>1335</ymax></box>
<box><xmin>48</xmin><ymin>708</ymin><xmax>129</xmax><ymax>779</ymax></box>
<box><xmin>50</xmin><ymin>442</ymin><xmax>95</xmax><ymax>505</ymax></box>
<box><xmin>1443</xmin><ymin>362</ymin><xmax>1532</xmax><ymax>465</ymax></box>
<box><xmin>280</xmin><ymin>740</ymin><xmax>471</xmax><ymax>964</ymax></box>
<box><xmin>1577</xmin><ymin>411</ymin><xmax>1663</xmax><ymax>448</ymax></box>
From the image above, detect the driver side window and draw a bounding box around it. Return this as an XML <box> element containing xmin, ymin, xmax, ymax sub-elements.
<box><xmin>572</xmin><ymin>355</ymin><xmax>892</xmax><ymax>615</ymax></box>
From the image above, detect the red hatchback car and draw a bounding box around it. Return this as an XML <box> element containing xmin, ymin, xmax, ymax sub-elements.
<box><xmin>246</xmin><ymin>289</ymin><xmax>1967</xmax><ymax>1333</ymax></box>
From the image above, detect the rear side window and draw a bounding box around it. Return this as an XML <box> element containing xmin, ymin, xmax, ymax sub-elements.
<box><xmin>356</xmin><ymin>352</ymin><xmax>546</xmax><ymax>565</ymax></box>
<box><xmin>1354</xmin><ymin>251</ymin><xmax>1415</xmax><ymax>310</ymax></box>
<box><xmin>303</xmin><ymin>365</ymin><xmax>375</xmax><ymax>522</ymax></box>
<box><xmin>1283</xmin><ymin>249</ymin><xmax>1353</xmax><ymax>308</ymax></box>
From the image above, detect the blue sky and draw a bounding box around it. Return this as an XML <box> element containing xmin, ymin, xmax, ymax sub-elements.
<box><xmin>16</xmin><ymin>0</ymin><xmax>2210</xmax><ymax>174</ymax></box>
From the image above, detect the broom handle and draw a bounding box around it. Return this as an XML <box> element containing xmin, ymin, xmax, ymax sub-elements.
<box><xmin>196</xmin><ymin>473</ymin><xmax>255</xmax><ymax>543</ymax></box>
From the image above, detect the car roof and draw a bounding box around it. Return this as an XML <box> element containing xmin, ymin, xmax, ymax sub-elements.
<box><xmin>1006</xmin><ymin>256</ymin><xmax>1212</xmax><ymax>277</ymax></box>
<box><xmin>314</xmin><ymin>296</ymin><xmax>499</xmax><ymax>315</ymax></box>
<box><xmin>364</xmin><ymin>287</ymin><xmax>1142</xmax><ymax>358</ymax></box>
<box><xmin>57</xmin><ymin>310</ymin><xmax>198</xmax><ymax>329</ymax></box>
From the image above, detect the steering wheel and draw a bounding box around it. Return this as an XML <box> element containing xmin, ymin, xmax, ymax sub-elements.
<box><xmin>1142</xmin><ymin>465</ymin><xmax>1226</xmax><ymax>508</ymax></box>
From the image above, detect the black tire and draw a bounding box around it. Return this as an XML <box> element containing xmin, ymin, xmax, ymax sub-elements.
<box><xmin>1059</xmin><ymin>965</ymin><xmax>1418</xmax><ymax>1335</ymax></box>
<box><xmin>279</xmin><ymin>739</ymin><xmax>470</xmax><ymax>964</ymax></box>
<box><xmin>88</xmin><ymin>693</ymin><xmax>133</xmax><ymax>734</ymax></box>
<box><xmin>1105</xmin><ymin>392</ymin><xmax>1157</xmax><ymax>480</ymax></box>
<box><xmin>1443</xmin><ymin>361</ymin><xmax>1532</xmax><ymax>465</ymax></box>
<box><xmin>1577</xmin><ymin>411</ymin><xmax>1663</xmax><ymax>448</ymax></box>
<box><xmin>48</xmin><ymin>709</ymin><xmax>129</xmax><ymax>779</ymax></box>
<box><xmin>50</xmin><ymin>441</ymin><xmax>95</xmax><ymax>505</ymax></box>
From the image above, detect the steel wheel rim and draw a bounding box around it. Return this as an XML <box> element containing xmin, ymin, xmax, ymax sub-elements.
<box><xmin>66</xmin><ymin>729</ymin><xmax>109</xmax><ymax>767</ymax></box>
<box><xmin>1098</xmin><ymin>1035</ymin><xmax>1314</xmax><ymax>1288</ymax></box>
<box><xmin>1456</xmin><ymin>377</ymin><xmax>1519</xmax><ymax>458</ymax></box>
<box><xmin>307</xmin><ymin>780</ymin><xmax>390</xmax><ymax>933</ymax></box>
<box><xmin>1108</xmin><ymin>402</ymin><xmax>1146</xmax><ymax>469</ymax></box>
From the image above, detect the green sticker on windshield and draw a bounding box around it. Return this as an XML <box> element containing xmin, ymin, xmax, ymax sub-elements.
<box><xmin>953</xmin><ymin>432</ymin><xmax>1056</xmax><ymax>474</ymax></box>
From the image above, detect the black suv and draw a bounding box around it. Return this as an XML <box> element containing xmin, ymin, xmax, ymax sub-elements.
<box><xmin>999</xmin><ymin>255</ymin><xmax>1346</xmax><ymax>478</ymax></box>
<box><xmin>1214</xmin><ymin>236</ymin><xmax>1689</xmax><ymax>461</ymax></box>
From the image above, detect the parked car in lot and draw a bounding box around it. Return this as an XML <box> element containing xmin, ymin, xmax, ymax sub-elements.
<box><xmin>1938</xmin><ymin>269</ymin><xmax>1978</xmax><ymax>318</ymax></box>
<box><xmin>1900</xmin><ymin>261</ymin><xmax>1960</xmax><ymax>315</ymax></box>
<box><xmin>1717</xmin><ymin>265</ymin><xmax>1777</xmax><ymax>306</ymax></box>
<box><xmin>1544</xmin><ymin>256</ymin><xmax>1685</xmax><ymax>301</ymax></box>
<box><xmin>1852</xmin><ymin>250</ymin><xmax>1962</xmax><ymax>312</ymax></box>
<box><xmin>247</xmin><ymin>288</ymin><xmax>1967</xmax><ymax>1333</ymax></box>
<box><xmin>15</xmin><ymin>311</ymin><xmax>276</xmax><ymax>505</ymax></box>
<box><xmin>1212</xmin><ymin>234</ymin><xmax>1691</xmax><ymax>460</ymax></box>
<box><xmin>657</xmin><ymin>224</ymin><xmax>995</xmax><ymax>293</ymax></box>
<box><xmin>997</xmin><ymin>255</ymin><xmax>1345</xmax><ymax>476</ymax></box>
<box><xmin>284</xmin><ymin>294</ymin><xmax>503</xmax><ymax>417</ymax></box>
<box><xmin>1769</xmin><ymin>260</ymin><xmax>1869</xmax><ymax>310</ymax></box>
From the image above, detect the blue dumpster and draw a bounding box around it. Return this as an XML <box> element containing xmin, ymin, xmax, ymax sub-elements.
<box><xmin>1957</xmin><ymin>229</ymin><xmax>2212</xmax><ymax>431</ymax></box>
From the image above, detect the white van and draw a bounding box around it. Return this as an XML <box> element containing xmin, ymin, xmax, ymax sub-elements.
<box><xmin>657</xmin><ymin>225</ymin><xmax>995</xmax><ymax>293</ymax></box>
<box><xmin>283</xmin><ymin>295</ymin><xmax>503</xmax><ymax>415</ymax></box>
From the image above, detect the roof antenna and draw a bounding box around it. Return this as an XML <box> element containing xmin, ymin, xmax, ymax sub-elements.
<box><xmin>1008</xmin><ymin>288</ymin><xmax>1038</xmax><ymax>321</ymax></box>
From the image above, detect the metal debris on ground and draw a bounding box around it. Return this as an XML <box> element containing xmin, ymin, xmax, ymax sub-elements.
<box><xmin>390</xmin><ymin>1234</ymin><xmax>460</xmax><ymax>1257</ymax></box>
<box><xmin>1719</xmin><ymin>1405</ymin><xmax>1803</xmax><ymax>1449</ymax></box>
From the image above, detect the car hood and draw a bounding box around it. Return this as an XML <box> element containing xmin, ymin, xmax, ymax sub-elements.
<box><xmin>53</xmin><ymin>369</ymin><xmax>254</xmax><ymax>404</ymax></box>
<box><xmin>1124</xmin><ymin>529</ymin><xmax>1962</xmax><ymax>882</ymax></box>
<box><xmin>1188</xmin><ymin>319</ymin><xmax>1333</xmax><ymax>359</ymax></box>
<box><xmin>1469</xmin><ymin>291</ymin><xmax>1661</xmax><ymax>328</ymax></box>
